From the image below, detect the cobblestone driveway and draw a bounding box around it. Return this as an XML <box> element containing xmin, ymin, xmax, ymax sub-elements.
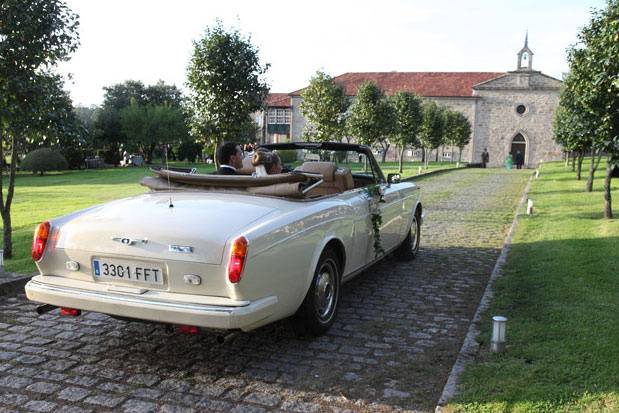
<box><xmin>0</xmin><ymin>169</ymin><xmax>529</xmax><ymax>413</ymax></box>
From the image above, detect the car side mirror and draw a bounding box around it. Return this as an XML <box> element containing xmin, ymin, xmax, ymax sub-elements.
<box><xmin>387</xmin><ymin>173</ymin><xmax>401</xmax><ymax>184</ymax></box>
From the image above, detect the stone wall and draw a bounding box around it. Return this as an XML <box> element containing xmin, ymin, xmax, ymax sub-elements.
<box><xmin>473</xmin><ymin>88</ymin><xmax>562</xmax><ymax>167</ymax></box>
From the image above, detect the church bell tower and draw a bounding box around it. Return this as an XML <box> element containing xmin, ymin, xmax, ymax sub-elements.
<box><xmin>517</xmin><ymin>32</ymin><xmax>533</xmax><ymax>71</ymax></box>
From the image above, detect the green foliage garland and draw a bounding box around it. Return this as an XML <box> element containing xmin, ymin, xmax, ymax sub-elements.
<box><xmin>364</xmin><ymin>184</ymin><xmax>385</xmax><ymax>258</ymax></box>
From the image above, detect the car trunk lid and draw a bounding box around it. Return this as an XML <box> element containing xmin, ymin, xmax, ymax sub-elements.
<box><xmin>54</xmin><ymin>192</ymin><xmax>277</xmax><ymax>265</ymax></box>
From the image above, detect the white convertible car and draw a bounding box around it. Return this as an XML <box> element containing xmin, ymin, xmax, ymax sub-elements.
<box><xmin>26</xmin><ymin>143</ymin><xmax>422</xmax><ymax>336</ymax></box>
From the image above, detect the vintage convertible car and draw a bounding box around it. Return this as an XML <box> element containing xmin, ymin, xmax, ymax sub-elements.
<box><xmin>26</xmin><ymin>142</ymin><xmax>422</xmax><ymax>336</ymax></box>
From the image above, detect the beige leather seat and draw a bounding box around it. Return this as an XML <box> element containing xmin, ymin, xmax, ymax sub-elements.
<box><xmin>295</xmin><ymin>161</ymin><xmax>354</xmax><ymax>196</ymax></box>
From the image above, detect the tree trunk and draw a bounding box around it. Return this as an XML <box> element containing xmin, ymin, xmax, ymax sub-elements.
<box><xmin>0</xmin><ymin>134</ymin><xmax>18</xmax><ymax>258</ymax></box>
<box><xmin>571</xmin><ymin>152</ymin><xmax>576</xmax><ymax>172</ymax></box>
<box><xmin>565</xmin><ymin>151</ymin><xmax>570</xmax><ymax>167</ymax></box>
<box><xmin>575</xmin><ymin>151</ymin><xmax>585</xmax><ymax>181</ymax></box>
<box><xmin>380</xmin><ymin>143</ymin><xmax>389</xmax><ymax>163</ymax></box>
<box><xmin>424</xmin><ymin>148</ymin><xmax>429</xmax><ymax>169</ymax></box>
<box><xmin>586</xmin><ymin>148</ymin><xmax>599</xmax><ymax>192</ymax></box>
<box><xmin>458</xmin><ymin>147</ymin><xmax>463</xmax><ymax>163</ymax></box>
<box><xmin>421</xmin><ymin>148</ymin><xmax>425</xmax><ymax>163</ymax></box>
<box><xmin>398</xmin><ymin>146</ymin><xmax>405</xmax><ymax>173</ymax></box>
<box><xmin>604</xmin><ymin>161</ymin><xmax>613</xmax><ymax>219</ymax></box>
<box><xmin>2</xmin><ymin>209</ymin><xmax>12</xmax><ymax>260</ymax></box>
<box><xmin>435</xmin><ymin>149</ymin><xmax>439</xmax><ymax>162</ymax></box>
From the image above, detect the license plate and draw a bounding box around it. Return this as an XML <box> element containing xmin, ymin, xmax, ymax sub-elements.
<box><xmin>92</xmin><ymin>258</ymin><xmax>164</xmax><ymax>285</ymax></box>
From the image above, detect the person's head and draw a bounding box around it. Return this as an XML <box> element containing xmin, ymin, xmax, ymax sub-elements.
<box><xmin>252</xmin><ymin>150</ymin><xmax>282</xmax><ymax>174</ymax></box>
<box><xmin>516</xmin><ymin>150</ymin><xmax>521</xmax><ymax>154</ymax></box>
<box><xmin>484</xmin><ymin>148</ymin><xmax>488</xmax><ymax>152</ymax></box>
<box><xmin>217</xmin><ymin>141</ymin><xmax>243</xmax><ymax>169</ymax></box>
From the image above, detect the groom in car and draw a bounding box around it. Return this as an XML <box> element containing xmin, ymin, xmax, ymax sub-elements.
<box><xmin>216</xmin><ymin>141</ymin><xmax>244</xmax><ymax>175</ymax></box>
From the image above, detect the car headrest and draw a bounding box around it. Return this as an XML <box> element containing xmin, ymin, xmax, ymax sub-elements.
<box><xmin>294</xmin><ymin>161</ymin><xmax>337</xmax><ymax>182</ymax></box>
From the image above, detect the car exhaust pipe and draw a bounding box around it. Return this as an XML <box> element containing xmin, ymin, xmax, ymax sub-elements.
<box><xmin>216</xmin><ymin>332</ymin><xmax>240</xmax><ymax>345</ymax></box>
<box><xmin>36</xmin><ymin>304</ymin><xmax>57</xmax><ymax>315</ymax></box>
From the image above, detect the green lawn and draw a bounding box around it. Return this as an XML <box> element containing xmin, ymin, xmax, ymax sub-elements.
<box><xmin>448</xmin><ymin>160</ymin><xmax>619</xmax><ymax>413</ymax></box>
<box><xmin>1</xmin><ymin>160</ymin><xmax>458</xmax><ymax>274</ymax></box>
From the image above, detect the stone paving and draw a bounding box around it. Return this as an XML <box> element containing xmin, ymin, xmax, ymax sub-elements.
<box><xmin>0</xmin><ymin>168</ymin><xmax>530</xmax><ymax>413</ymax></box>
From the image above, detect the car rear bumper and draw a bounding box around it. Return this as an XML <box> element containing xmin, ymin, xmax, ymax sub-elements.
<box><xmin>25</xmin><ymin>278</ymin><xmax>278</xmax><ymax>331</ymax></box>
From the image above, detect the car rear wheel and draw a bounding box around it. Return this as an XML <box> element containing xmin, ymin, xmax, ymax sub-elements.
<box><xmin>394</xmin><ymin>211</ymin><xmax>421</xmax><ymax>261</ymax></box>
<box><xmin>293</xmin><ymin>248</ymin><xmax>340</xmax><ymax>337</ymax></box>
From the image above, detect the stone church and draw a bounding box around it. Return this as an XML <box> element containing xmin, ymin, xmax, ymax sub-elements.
<box><xmin>259</xmin><ymin>36</ymin><xmax>564</xmax><ymax>167</ymax></box>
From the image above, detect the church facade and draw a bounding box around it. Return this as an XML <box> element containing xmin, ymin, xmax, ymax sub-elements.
<box><xmin>259</xmin><ymin>37</ymin><xmax>564</xmax><ymax>167</ymax></box>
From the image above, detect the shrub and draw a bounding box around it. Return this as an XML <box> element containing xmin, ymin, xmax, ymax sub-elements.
<box><xmin>61</xmin><ymin>146</ymin><xmax>85</xmax><ymax>169</ymax></box>
<box><xmin>21</xmin><ymin>148</ymin><xmax>68</xmax><ymax>175</ymax></box>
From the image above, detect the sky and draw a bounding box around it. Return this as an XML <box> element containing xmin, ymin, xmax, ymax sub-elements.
<box><xmin>58</xmin><ymin>0</ymin><xmax>607</xmax><ymax>107</ymax></box>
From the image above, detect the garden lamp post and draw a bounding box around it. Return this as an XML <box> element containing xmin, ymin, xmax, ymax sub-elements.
<box><xmin>491</xmin><ymin>315</ymin><xmax>507</xmax><ymax>352</ymax></box>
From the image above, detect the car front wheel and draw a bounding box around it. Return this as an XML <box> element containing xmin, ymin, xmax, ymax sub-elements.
<box><xmin>394</xmin><ymin>212</ymin><xmax>421</xmax><ymax>261</ymax></box>
<box><xmin>293</xmin><ymin>248</ymin><xmax>341</xmax><ymax>336</ymax></box>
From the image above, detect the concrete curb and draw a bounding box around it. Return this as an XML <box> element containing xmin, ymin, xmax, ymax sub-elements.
<box><xmin>434</xmin><ymin>172</ymin><xmax>534</xmax><ymax>412</ymax></box>
<box><xmin>0</xmin><ymin>274</ymin><xmax>33</xmax><ymax>296</ymax></box>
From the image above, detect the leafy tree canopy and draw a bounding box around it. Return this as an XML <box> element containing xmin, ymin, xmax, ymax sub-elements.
<box><xmin>390</xmin><ymin>91</ymin><xmax>423</xmax><ymax>149</ymax></box>
<box><xmin>300</xmin><ymin>71</ymin><xmax>349</xmax><ymax>142</ymax></box>
<box><xmin>347</xmin><ymin>81</ymin><xmax>394</xmax><ymax>161</ymax></box>
<box><xmin>187</xmin><ymin>21</ymin><xmax>269</xmax><ymax>146</ymax></box>
<box><xmin>443</xmin><ymin>110</ymin><xmax>471</xmax><ymax>150</ymax></box>
<box><xmin>418</xmin><ymin>101</ymin><xmax>445</xmax><ymax>151</ymax></box>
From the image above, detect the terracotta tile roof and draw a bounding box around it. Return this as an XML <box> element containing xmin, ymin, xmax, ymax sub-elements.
<box><xmin>265</xmin><ymin>93</ymin><xmax>291</xmax><ymax>107</ymax></box>
<box><xmin>290</xmin><ymin>72</ymin><xmax>506</xmax><ymax>98</ymax></box>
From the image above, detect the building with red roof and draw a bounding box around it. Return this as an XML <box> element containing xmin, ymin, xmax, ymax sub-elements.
<box><xmin>259</xmin><ymin>37</ymin><xmax>563</xmax><ymax>167</ymax></box>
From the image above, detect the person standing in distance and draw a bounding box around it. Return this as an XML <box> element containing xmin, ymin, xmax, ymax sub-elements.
<box><xmin>216</xmin><ymin>142</ymin><xmax>243</xmax><ymax>175</ymax></box>
<box><xmin>481</xmin><ymin>148</ymin><xmax>490</xmax><ymax>168</ymax></box>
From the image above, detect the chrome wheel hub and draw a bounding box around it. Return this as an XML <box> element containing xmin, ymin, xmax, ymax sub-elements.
<box><xmin>410</xmin><ymin>216</ymin><xmax>419</xmax><ymax>252</ymax></box>
<box><xmin>314</xmin><ymin>265</ymin><xmax>335</xmax><ymax>320</ymax></box>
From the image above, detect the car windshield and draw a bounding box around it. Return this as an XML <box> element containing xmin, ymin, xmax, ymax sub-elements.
<box><xmin>274</xmin><ymin>148</ymin><xmax>379</xmax><ymax>181</ymax></box>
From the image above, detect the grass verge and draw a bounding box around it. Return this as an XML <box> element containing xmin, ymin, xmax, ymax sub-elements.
<box><xmin>1</xmin><ymin>160</ymin><xmax>458</xmax><ymax>274</ymax></box>
<box><xmin>447</xmin><ymin>160</ymin><xmax>619</xmax><ymax>413</ymax></box>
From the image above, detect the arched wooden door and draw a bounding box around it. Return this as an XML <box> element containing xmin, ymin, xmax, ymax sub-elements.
<box><xmin>511</xmin><ymin>134</ymin><xmax>527</xmax><ymax>167</ymax></box>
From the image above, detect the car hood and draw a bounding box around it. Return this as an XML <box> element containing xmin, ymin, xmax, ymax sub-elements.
<box><xmin>54</xmin><ymin>192</ymin><xmax>280</xmax><ymax>264</ymax></box>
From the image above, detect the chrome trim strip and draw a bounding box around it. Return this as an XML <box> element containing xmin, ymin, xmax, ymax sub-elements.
<box><xmin>27</xmin><ymin>280</ymin><xmax>249</xmax><ymax>312</ymax></box>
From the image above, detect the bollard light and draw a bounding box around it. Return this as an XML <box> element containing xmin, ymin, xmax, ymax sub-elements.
<box><xmin>535</xmin><ymin>169</ymin><xmax>540</xmax><ymax>179</ymax></box>
<box><xmin>418</xmin><ymin>166</ymin><xmax>422</xmax><ymax>175</ymax></box>
<box><xmin>491</xmin><ymin>315</ymin><xmax>507</xmax><ymax>352</ymax></box>
<box><xmin>527</xmin><ymin>199</ymin><xmax>534</xmax><ymax>215</ymax></box>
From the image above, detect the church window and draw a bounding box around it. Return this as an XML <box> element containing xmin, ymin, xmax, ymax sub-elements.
<box><xmin>516</xmin><ymin>104</ymin><xmax>527</xmax><ymax>115</ymax></box>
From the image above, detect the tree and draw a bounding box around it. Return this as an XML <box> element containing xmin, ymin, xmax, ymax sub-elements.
<box><xmin>553</xmin><ymin>100</ymin><xmax>593</xmax><ymax>181</ymax></box>
<box><xmin>187</xmin><ymin>21</ymin><xmax>269</xmax><ymax>156</ymax></box>
<box><xmin>120</xmin><ymin>101</ymin><xmax>189</xmax><ymax>163</ymax></box>
<box><xmin>418</xmin><ymin>102</ymin><xmax>445</xmax><ymax>169</ymax></box>
<box><xmin>347</xmin><ymin>82</ymin><xmax>394</xmax><ymax>163</ymax></box>
<box><xmin>95</xmin><ymin>80</ymin><xmax>185</xmax><ymax>164</ymax></box>
<box><xmin>300</xmin><ymin>71</ymin><xmax>349</xmax><ymax>142</ymax></box>
<box><xmin>0</xmin><ymin>0</ymin><xmax>79</xmax><ymax>258</ymax></box>
<box><xmin>564</xmin><ymin>0</ymin><xmax>619</xmax><ymax>217</ymax></box>
<box><xmin>390</xmin><ymin>92</ymin><xmax>423</xmax><ymax>173</ymax></box>
<box><xmin>443</xmin><ymin>110</ymin><xmax>472</xmax><ymax>163</ymax></box>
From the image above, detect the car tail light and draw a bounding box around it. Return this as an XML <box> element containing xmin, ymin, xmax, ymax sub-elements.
<box><xmin>60</xmin><ymin>307</ymin><xmax>81</xmax><ymax>316</ymax></box>
<box><xmin>227</xmin><ymin>236</ymin><xmax>248</xmax><ymax>284</ymax></box>
<box><xmin>32</xmin><ymin>221</ymin><xmax>51</xmax><ymax>262</ymax></box>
